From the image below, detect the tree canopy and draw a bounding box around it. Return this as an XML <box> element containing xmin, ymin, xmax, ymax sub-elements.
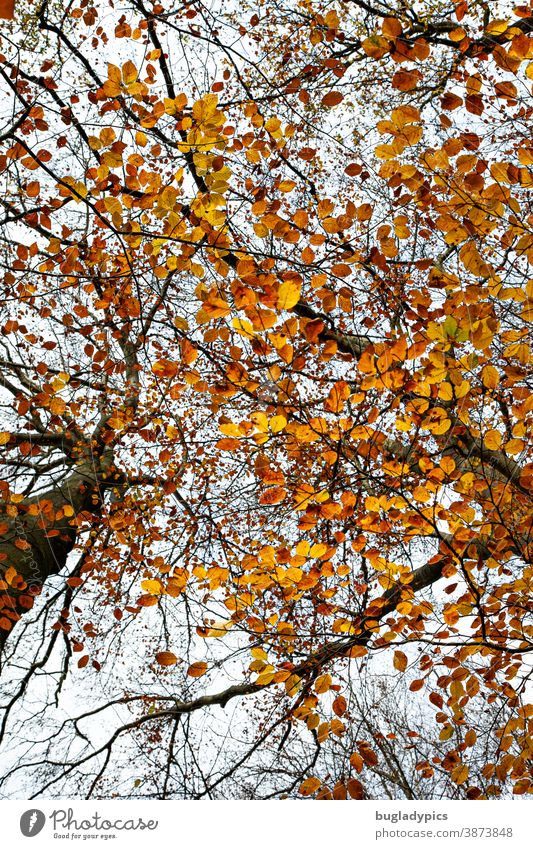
<box><xmin>0</xmin><ymin>0</ymin><xmax>532</xmax><ymax>799</ymax></box>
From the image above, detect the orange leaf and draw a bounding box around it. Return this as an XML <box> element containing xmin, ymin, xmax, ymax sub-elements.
<box><xmin>332</xmin><ymin>695</ymin><xmax>347</xmax><ymax>717</ymax></box>
<box><xmin>187</xmin><ymin>661</ymin><xmax>208</xmax><ymax>677</ymax></box>
<box><xmin>324</xmin><ymin>380</ymin><xmax>350</xmax><ymax>413</ymax></box>
<box><xmin>393</xmin><ymin>650</ymin><xmax>408</xmax><ymax>672</ymax></box>
<box><xmin>350</xmin><ymin>752</ymin><xmax>364</xmax><ymax>773</ymax></box>
<box><xmin>0</xmin><ymin>0</ymin><xmax>14</xmax><ymax>18</ymax></box>
<box><xmin>358</xmin><ymin>743</ymin><xmax>378</xmax><ymax>766</ymax></box>
<box><xmin>152</xmin><ymin>359</ymin><xmax>178</xmax><ymax>378</ymax></box>
<box><xmin>66</xmin><ymin>577</ymin><xmax>83</xmax><ymax>588</ymax></box>
<box><xmin>333</xmin><ymin>781</ymin><xmax>347</xmax><ymax>800</ymax></box>
<box><xmin>298</xmin><ymin>776</ymin><xmax>321</xmax><ymax>796</ymax></box>
<box><xmin>441</xmin><ymin>92</ymin><xmax>463</xmax><ymax>110</ymax></box>
<box><xmin>321</xmin><ymin>91</ymin><xmax>343</xmax><ymax>108</ymax></box>
<box><xmin>494</xmin><ymin>81</ymin><xmax>517</xmax><ymax>99</ymax></box>
<box><xmin>392</xmin><ymin>70</ymin><xmax>420</xmax><ymax>91</ymax></box>
<box><xmin>484</xmin><ymin>429</ymin><xmax>502</xmax><ymax>450</ymax></box>
<box><xmin>258</xmin><ymin>486</ymin><xmax>286</xmax><ymax>505</ymax></box>
<box><xmin>216</xmin><ymin>438</ymin><xmax>241</xmax><ymax>451</ymax></box>
<box><xmin>451</xmin><ymin>764</ymin><xmax>469</xmax><ymax>785</ymax></box>
<box><xmin>382</xmin><ymin>17</ymin><xmax>402</xmax><ymax>39</ymax></box>
<box><xmin>156</xmin><ymin>651</ymin><xmax>178</xmax><ymax>667</ymax></box>
<box><xmin>122</xmin><ymin>61</ymin><xmax>138</xmax><ymax>86</ymax></box>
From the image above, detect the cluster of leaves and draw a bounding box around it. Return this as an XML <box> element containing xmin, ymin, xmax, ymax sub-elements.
<box><xmin>0</xmin><ymin>0</ymin><xmax>531</xmax><ymax>799</ymax></box>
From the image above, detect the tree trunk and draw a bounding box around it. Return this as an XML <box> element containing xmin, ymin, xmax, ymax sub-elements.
<box><xmin>0</xmin><ymin>462</ymin><xmax>104</xmax><ymax>648</ymax></box>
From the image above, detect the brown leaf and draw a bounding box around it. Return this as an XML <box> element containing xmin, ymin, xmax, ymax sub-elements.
<box><xmin>321</xmin><ymin>91</ymin><xmax>344</xmax><ymax>108</ymax></box>
<box><xmin>347</xmin><ymin>778</ymin><xmax>364</xmax><ymax>799</ymax></box>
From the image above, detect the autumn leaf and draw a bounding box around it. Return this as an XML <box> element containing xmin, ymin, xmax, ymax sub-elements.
<box><xmin>481</xmin><ymin>365</ymin><xmax>499</xmax><ymax>389</ymax></box>
<box><xmin>332</xmin><ymin>695</ymin><xmax>347</xmax><ymax>717</ymax></box>
<box><xmin>258</xmin><ymin>486</ymin><xmax>286</xmax><ymax>505</ymax></box>
<box><xmin>298</xmin><ymin>777</ymin><xmax>321</xmax><ymax>796</ymax></box>
<box><xmin>314</xmin><ymin>673</ymin><xmax>332</xmax><ymax>693</ymax></box>
<box><xmin>393</xmin><ymin>650</ymin><xmax>408</xmax><ymax>672</ymax></box>
<box><xmin>152</xmin><ymin>359</ymin><xmax>178</xmax><ymax>378</ymax></box>
<box><xmin>0</xmin><ymin>0</ymin><xmax>15</xmax><ymax>19</ymax></box>
<box><xmin>122</xmin><ymin>60</ymin><xmax>138</xmax><ymax>86</ymax></box>
<box><xmin>451</xmin><ymin>764</ymin><xmax>469</xmax><ymax>785</ymax></box>
<box><xmin>187</xmin><ymin>661</ymin><xmax>208</xmax><ymax>677</ymax></box>
<box><xmin>484</xmin><ymin>429</ymin><xmax>502</xmax><ymax>450</ymax></box>
<box><xmin>321</xmin><ymin>91</ymin><xmax>343</xmax><ymax>108</ymax></box>
<box><xmin>156</xmin><ymin>651</ymin><xmax>178</xmax><ymax>667</ymax></box>
<box><xmin>276</xmin><ymin>279</ymin><xmax>301</xmax><ymax>310</ymax></box>
<box><xmin>362</xmin><ymin>34</ymin><xmax>390</xmax><ymax>58</ymax></box>
<box><xmin>347</xmin><ymin>778</ymin><xmax>364</xmax><ymax>799</ymax></box>
<box><xmin>392</xmin><ymin>70</ymin><xmax>420</xmax><ymax>91</ymax></box>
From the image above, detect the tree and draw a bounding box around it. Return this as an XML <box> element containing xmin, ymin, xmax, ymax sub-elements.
<box><xmin>0</xmin><ymin>0</ymin><xmax>531</xmax><ymax>799</ymax></box>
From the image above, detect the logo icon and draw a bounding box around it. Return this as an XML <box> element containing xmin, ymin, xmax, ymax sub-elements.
<box><xmin>20</xmin><ymin>810</ymin><xmax>46</xmax><ymax>837</ymax></box>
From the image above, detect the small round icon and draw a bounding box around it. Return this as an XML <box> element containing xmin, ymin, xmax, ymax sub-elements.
<box><xmin>20</xmin><ymin>810</ymin><xmax>46</xmax><ymax>837</ymax></box>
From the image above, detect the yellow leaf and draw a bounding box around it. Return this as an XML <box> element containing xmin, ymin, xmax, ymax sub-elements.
<box><xmin>439</xmin><ymin>725</ymin><xmax>454</xmax><ymax>741</ymax></box>
<box><xmin>204</xmin><ymin>619</ymin><xmax>233</xmax><ymax>638</ymax></box>
<box><xmin>49</xmin><ymin>397</ymin><xmax>66</xmax><ymax>416</ymax></box>
<box><xmin>315</xmin><ymin>673</ymin><xmax>332</xmax><ymax>693</ymax></box>
<box><xmin>251</xmin><ymin>647</ymin><xmax>268</xmax><ymax>660</ymax></box>
<box><xmin>485</xmin><ymin>19</ymin><xmax>509</xmax><ymax>36</ymax></box>
<box><xmin>0</xmin><ymin>432</ymin><xmax>10</xmax><ymax>445</ymax></box>
<box><xmin>107</xmin><ymin>63</ymin><xmax>121</xmax><ymax>83</ymax></box>
<box><xmin>286</xmin><ymin>566</ymin><xmax>303</xmax><ymax>583</ymax></box>
<box><xmin>484</xmin><ymin>429</ymin><xmax>502</xmax><ymax>450</ymax></box>
<box><xmin>276</xmin><ymin>279</ymin><xmax>301</xmax><ymax>310</ymax></box>
<box><xmin>451</xmin><ymin>764</ymin><xmax>469</xmax><ymax>785</ymax></box>
<box><xmin>361</xmin><ymin>34</ymin><xmax>390</xmax><ymax>58</ymax></box>
<box><xmin>481</xmin><ymin>364</ymin><xmax>499</xmax><ymax>389</ymax></box>
<box><xmin>141</xmin><ymin>579</ymin><xmax>163</xmax><ymax>595</ymax></box>
<box><xmin>122</xmin><ymin>60</ymin><xmax>138</xmax><ymax>86</ymax></box>
<box><xmin>298</xmin><ymin>777</ymin><xmax>321</xmax><ymax>796</ymax></box>
<box><xmin>251</xmin><ymin>411</ymin><xmax>269</xmax><ymax>432</ymax></box>
<box><xmin>269</xmin><ymin>415</ymin><xmax>287</xmax><ymax>433</ymax></box>
<box><xmin>232</xmin><ymin>317</ymin><xmax>256</xmax><ymax>338</ymax></box>
<box><xmin>285</xmin><ymin>673</ymin><xmax>301</xmax><ymax>696</ymax></box>
<box><xmin>471</xmin><ymin>319</ymin><xmax>496</xmax><ymax>350</ymax></box>
<box><xmin>219</xmin><ymin>422</ymin><xmax>241</xmax><ymax>437</ymax></box>
<box><xmin>256</xmin><ymin>671</ymin><xmax>275</xmax><ymax>685</ymax></box>
<box><xmin>465</xmin><ymin>729</ymin><xmax>477</xmax><ymax>747</ymax></box>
